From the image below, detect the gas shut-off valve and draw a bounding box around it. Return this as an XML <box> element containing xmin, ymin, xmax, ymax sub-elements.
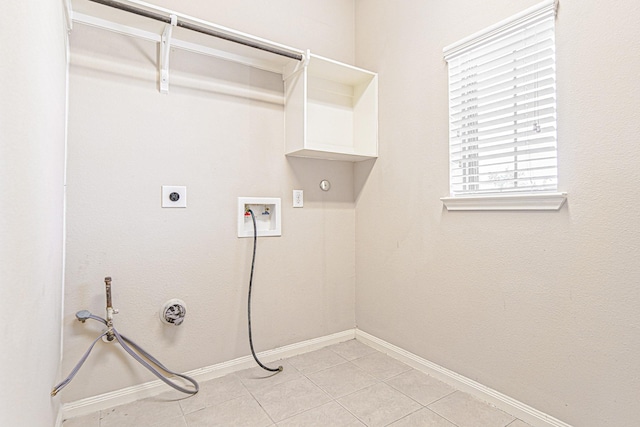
<box><xmin>160</xmin><ymin>299</ymin><xmax>187</xmax><ymax>326</ymax></box>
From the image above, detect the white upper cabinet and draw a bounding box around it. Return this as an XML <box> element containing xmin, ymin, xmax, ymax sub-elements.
<box><xmin>284</xmin><ymin>53</ymin><xmax>378</xmax><ymax>162</ymax></box>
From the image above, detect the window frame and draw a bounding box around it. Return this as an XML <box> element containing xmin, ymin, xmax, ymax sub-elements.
<box><xmin>441</xmin><ymin>0</ymin><xmax>566</xmax><ymax>211</ymax></box>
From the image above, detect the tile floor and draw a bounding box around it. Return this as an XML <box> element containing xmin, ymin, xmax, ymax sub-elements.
<box><xmin>62</xmin><ymin>340</ymin><xmax>532</xmax><ymax>427</ymax></box>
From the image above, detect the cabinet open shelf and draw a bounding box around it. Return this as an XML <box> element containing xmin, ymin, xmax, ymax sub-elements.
<box><xmin>284</xmin><ymin>53</ymin><xmax>378</xmax><ymax>162</ymax></box>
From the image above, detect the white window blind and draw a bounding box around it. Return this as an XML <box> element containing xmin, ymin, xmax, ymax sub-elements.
<box><xmin>444</xmin><ymin>0</ymin><xmax>558</xmax><ymax>196</ymax></box>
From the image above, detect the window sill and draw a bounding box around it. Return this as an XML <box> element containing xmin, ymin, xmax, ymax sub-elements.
<box><xmin>440</xmin><ymin>192</ymin><xmax>567</xmax><ymax>211</ymax></box>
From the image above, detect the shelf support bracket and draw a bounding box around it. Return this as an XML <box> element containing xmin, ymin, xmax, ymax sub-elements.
<box><xmin>159</xmin><ymin>14</ymin><xmax>177</xmax><ymax>94</ymax></box>
<box><xmin>303</xmin><ymin>49</ymin><xmax>311</xmax><ymax>68</ymax></box>
<box><xmin>283</xmin><ymin>49</ymin><xmax>311</xmax><ymax>81</ymax></box>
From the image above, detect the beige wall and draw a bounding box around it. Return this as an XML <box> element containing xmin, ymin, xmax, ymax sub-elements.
<box><xmin>62</xmin><ymin>0</ymin><xmax>357</xmax><ymax>402</ymax></box>
<box><xmin>62</xmin><ymin>0</ymin><xmax>640</xmax><ymax>424</ymax></box>
<box><xmin>0</xmin><ymin>1</ymin><xmax>68</xmax><ymax>426</ymax></box>
<box><xmin>354</xmin><ymin>0</ymin><xmax>640</xmax><ymax>426</ymax></box>
<box><xmin>144</xmin><ymin>0</ymin><xmax>355</xmax><ymax>65</ymax></box>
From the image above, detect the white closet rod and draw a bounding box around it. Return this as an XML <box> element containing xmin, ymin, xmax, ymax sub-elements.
<box><xmin>87</xmin><ymin>0</ymin><xmax>304</xmax><ymax>61</ymax></box>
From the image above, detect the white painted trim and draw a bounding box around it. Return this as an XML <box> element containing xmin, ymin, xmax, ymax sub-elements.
<box><xmin>355</xmin><ymin>330</ymin><xmax>572</xmax><ymax>427</ymax></box>
<box><xmin>443</xmin><ymin>0</ymin><xmax>558</xmax><ymax>60</ymax></box>
<box><xmin>63</xmin><ymin>0</ymin><xmax>73</xmax><ymax>31</ymax></box>
<box><xmin>61</xmin><ymin>329</ymin><xmax>354</xmax><ymax>420</ymax></box>
<box><xmin>73</xmin><ymin>12</ymin><xmax>160</xmax><ymax>42</ymax></box>
<box><xmin>441</xmin><ymin>192</ymin><xmax>567</xmax><ymax>211</ymax></box>
<box><xmin>70</xmin><ymin>53</ymin><xmax>285</xmax><ymax>105</ymax></box>
<box><xmin>72</xmin><ymin>12</ymin><xmax>291</xmax><ymax>75</ymax></box>
<box><xmin>54</xmin><ymin>408</ymin><xmax>64</xmax><ymax>427</ymax></box>
<box><xmin>62</xmin><ymin>328</ymin><xmax>571</xmax><ymax>427</ymax></box>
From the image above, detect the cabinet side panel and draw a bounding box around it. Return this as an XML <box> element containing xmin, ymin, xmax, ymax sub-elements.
<box><xmin>353</xmin><ymin>76</ymin><xmax>378</xmax><ymax>157</ymax></box>
<box><xmin>284</xmin><ymin>71</ymin><xmax>306</xmax><ymax>154</ymax></box>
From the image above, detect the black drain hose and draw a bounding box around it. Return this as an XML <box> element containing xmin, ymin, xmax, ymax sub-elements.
<box><xmin>247</xmin><ymin>209</ymin><xmax>283</xmax><ymax>373</ymax></box>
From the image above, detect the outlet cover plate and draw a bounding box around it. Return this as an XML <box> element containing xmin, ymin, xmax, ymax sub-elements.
<box><xmin>162</xmin><ymin>186</ymin><xmax>187</xmax><ymax>208</ymax></box>
<box><xmin>293</xmin><ymin>190</ymin><xmax>304</xmax><ymax>208</ymax></box>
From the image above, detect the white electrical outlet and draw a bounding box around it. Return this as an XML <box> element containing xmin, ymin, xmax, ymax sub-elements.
<box><xmin>293</xmin><ymin>190</ymin><xmax>304</xmax><ymax>208</ymax></box>
<box><xmin>162</xmin><ymin>186</ymin><xmax>187</xmax><ymax>208</ymax></box>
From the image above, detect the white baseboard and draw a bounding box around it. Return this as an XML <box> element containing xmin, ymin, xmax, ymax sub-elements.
<box><xmin>355</xmin><ymin>330</ymin><xmax>571</xmax><ymax>427</ymax></box>
<box><xmin>62</xmin><ymin>328</ymin><xmax>570</xmax><ymax>427</ymax></box>
<box><xmin>61</xmin><ymin>329</ymin><xmax>355</xmax><ymax>420</ymax></box>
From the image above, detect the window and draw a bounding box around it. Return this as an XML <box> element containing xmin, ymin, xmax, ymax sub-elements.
<box><xmin>441</xmin><ymin>0</ymin><xmax>566</xmax><ymax>210</ymax></box>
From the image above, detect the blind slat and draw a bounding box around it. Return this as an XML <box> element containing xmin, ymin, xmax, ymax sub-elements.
<box><xmin>451</xmin><ymin>66</ymin><xmax>555</xmax><ymax>106</ymax></box>
<box><xmin>452</xmin><ymin>163</ymin><xmax>557</xmax><ymax>179</ymax></box>
<box><xmin>452</xmin><ymin>154</ymin><xmax>558</xmax><ymax>170</ymax></box>
<box><xmin>449</xmin><ymin>38</ymin><xmax>554</xmax><ymax>84</ymax></box>
<box><xmin>451</xmin><ymin>129</ymin><xmax>556</xmax><ymax>153</ymax></box>
<box><xmin>452</xmin><ymin>107</ymin><xmax>555</xmax><ymax>134</ymax></box>
<box><xmin>451</xmin><ymin>54</ymin><xmax>555</xmax><ymax>99</ymax></box>
<box><xmin>450</xmin><ymin>25</ymin><xmax>554</xmax><ymax>75</ymax></box>
<box><xmin>445</xmin><ymin>1</ymin><xmax>557</xmax><ymax>195</ymax></box>
<box><xmin>451</xmin><ymin>78</ymin><xmax>555</xmax><ymax>115</ymax></box>
<box><xmin>450</xmin><ymin>87</ymin><xmax>555</xmax><ymax>121</ymax></box>
<box><xmin>451</xmin><ymin>116</ymin><xmax>556</xmax><ymax>142</ymax></box>
<box><xmin>451</xmin><ymin>142</ymin><xmax>557</xmax><ymax>164</ymax></box>
<box><xmin>452</xmin><ymin>100</ymin><xmax>555</xmax><ymax>128</ymax></box>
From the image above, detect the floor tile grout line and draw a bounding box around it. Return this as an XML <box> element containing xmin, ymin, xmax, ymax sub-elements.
<box><xmin>426</xmin><ymin>388</ymin><xmax>458</xmax><ymax>407</ymax></box>
<box><xmin>424</xmin><ymin>406</ymin><xmax>463</xmax><ymax>427</ymax></box>
<box><xmin>183</xmin><ymin>393</ymin><xmax>274</xmax><ymax>427</ymax></box>
<box><xmin>382</xmin><ymin>370</ymin><xmax>459</xmax><ymax>409</ymax></box>
<box><xmin>113</xmin><ymin>344</ymin><xmax>374</xmax><ymax>426</ymax></box>
<box><xmin>326</xmin><ymin>343</ymin><xmax>379</xmax><ymax>364</ymax></box>
<box><xmin>175</xmin><ymin>390</ymin><xmax>191</xmax><ymax>418</ymax></box>
<box><xmin>303</xmin><ymin>360</ymin><xmax>381</xmax><ymax>400</ymax></box>
<box><xmin>382</xmin><ymin>378</ymin><xmax>430</xmax><ymax>409</ymax></box>
<box><xmin>258</xmin><ymin>344</ymin><xmax>387</xmax><ymax>426</ymax></box>
<box><xmin>424</xmin><ymin>390</ymin><xmax>467</xmax><ymax>427</ymax></box>
<box><xmin>332</xmin><ymin>393</ymin><xmax>370</xmax><ymax>426</ymax></box>
<box><xmin>295</xmin><ymin>358</ymin><xmax>351</xmax><ymax>376</ymax></box>
<box><xmin>238</xmin><ymin>369</ymin><xmax>286</xmax><ymax>426</ymax></box>
<box><xmin>380</xmin><ymin>406</ymin><xmax>425</xmax><ymax>427</ymax></box>
<box><xmin>287</xmin><ymin>351</ymin><xmax>350</xmax><ymax>376</ymax></box>
<box><xmin>332</xmin><ymin>380</ymin><xmax>422</xmax><ymax>427</ymax></box>
<box><xmin>181</xmin><ymin>373</ymin><xmax>254</xmax><ymax>416</ymax></box>
<box><xmin>251</xmin><ymin>394</ymin><xmax>277</xmax><ymax>426</ymax></box>
<box><xmin>249</xmin><ymin>366</ymin><xmax>337</xmax><ymax>425</ymax></box>
<box><xmin>293</xmin><ymin>360</ymin><xmax>377</xmax><ymax>426</ymax></box>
